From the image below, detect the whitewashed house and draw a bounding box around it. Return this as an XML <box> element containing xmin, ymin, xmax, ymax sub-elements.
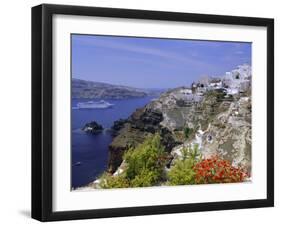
<box><xmin>222</xmin><ymin>64</ymin><xmax>252</xmax><ymax>94</ymax></box>
<box><xmin>180</xmin><ymin>88</ymin><xmax>192</xmax><ymax>95</ymax></box>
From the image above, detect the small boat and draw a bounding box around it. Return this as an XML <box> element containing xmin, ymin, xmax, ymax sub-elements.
<box><xmin>73</xmin><ymin>161</ymin><xmax>82</xmax><ymax>166</ymax></box>
<box><xmin>76</xmin><ymin>100</ymin><xmax>114</xmax><ymax>109</ymax></box>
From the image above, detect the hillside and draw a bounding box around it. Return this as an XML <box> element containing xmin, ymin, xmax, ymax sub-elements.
<box><xmin>72</xmin><ymin>78</ymin><xmax>149</xmax><ymax>99</ymax></box>
<box><xmin>79</xmin><ymin>64</ymin><xmax>252</xmax><ymax>189</ymax></box>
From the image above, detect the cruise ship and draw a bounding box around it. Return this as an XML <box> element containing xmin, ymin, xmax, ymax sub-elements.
<box><xmin>76</xmin><ymin>100</ymin><xmax>114</xmax><ymax>109</ymax></box>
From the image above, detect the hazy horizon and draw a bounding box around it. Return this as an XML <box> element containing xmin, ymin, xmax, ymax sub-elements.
<box><xmin>72</xmin><ymin>34</ymin><xmax>251</xmax><ymax>89</ymax></box>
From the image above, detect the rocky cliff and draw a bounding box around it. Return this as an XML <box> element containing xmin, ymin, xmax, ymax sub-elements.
<box><xmin>108</xmin><ymin>64</ymin><xmax>252</xmax><ymax>174</ymax></box>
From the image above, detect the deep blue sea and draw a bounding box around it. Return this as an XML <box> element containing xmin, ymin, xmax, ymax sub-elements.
<box><xmin>71</xmin><ymin>96</ymin><xmax>155</xmax><ymax>188</ymax></box>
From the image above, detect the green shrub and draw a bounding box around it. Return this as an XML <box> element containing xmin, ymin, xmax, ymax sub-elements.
<box><xmin>99</xmin><ymin>134</ymin><xmax>168</xmax><ymax>189</ymax></box>
<box><xmin>130</xmin><ymin>168</ymin><xmax>160</xmax><ymax>187</ymax></box>
<box><xmin>99</xmin><ymin>173</ymin><xmax>129</xmax><ymax>189</ymax></box>
<box><xmin>167</xmin><ymin>145</ymin><xmax>201</xmax><ymax>185</ymax></box>
<box><xmin>124</xmin><ymin>133</ymin><xmax>167</xmax><ymax>187</ymax></box>
<box><xmin>168</xmin><ymin>158</ymin><xmax>196</xmax><ymax>185</ymax></box>
<box><xmin>181</xmin><ymin>144</ymin><xmax>201</xmax><ymax>161</ymax></box>
<box><xmin>184</xmin><ymin>127</ymin><xmax>192</xmax><ymax>139</ymax></box>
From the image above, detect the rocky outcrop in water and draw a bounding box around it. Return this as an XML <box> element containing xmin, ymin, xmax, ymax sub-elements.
<box><xmin>82</xmin><ymin>121</ymin><xmax>103</xmax><ymax>133</ymax></box>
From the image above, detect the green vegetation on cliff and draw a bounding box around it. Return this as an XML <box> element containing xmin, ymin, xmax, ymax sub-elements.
<box><xmin>124</xmin><ymin>133</ymin><xmax>167</xmax><ymax>187</ymax></box>
<box><xmin>100</xmin><ymin>134</ymin><xmax>168</xmax><ymax>188</ymax></box>
<box><xmin>99</xmin><ymin>173</ymin><xmax>129</xmax><ymax>188</ymax></box>
<box><xmin>98</xmin><ymin>134</ymin><xmax>248</xmax><ymax>189</ymax></box>
<box><xmin>167</xmin><ymin>145</ymin><xmax>200</xmax><ymax>185</ymax></box>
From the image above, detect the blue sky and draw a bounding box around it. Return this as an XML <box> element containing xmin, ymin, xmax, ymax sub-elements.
<box><xmin>72</xmin><ymin>34</ymin><xmax>251</xmax><ymax>89</ymax></box>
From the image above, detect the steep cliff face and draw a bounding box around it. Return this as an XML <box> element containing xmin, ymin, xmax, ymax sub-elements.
<box><xmin>202</xmin><ymin>95</ymin><xmax>251</xmax><ymax>172</ymax></box>
<box><xmin>108</xmin><ymin>64</ymin><xmax>252</xmax><ymax>174</ymax></box>
<box><xmin>170</xmin><ymin>90</ymin><xmax>251</xmax><ymax>173</ymax></box>
<box><xmin>108</xmin><ymin>108</ymin><xmax>179</xmax><ymax>173</ymax></box>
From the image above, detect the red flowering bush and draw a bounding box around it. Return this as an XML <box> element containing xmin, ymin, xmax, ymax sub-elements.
<box><xmin>193</xmin><ymin>156</ymin><xmax>248</xmax><ymax>184</ymax></box>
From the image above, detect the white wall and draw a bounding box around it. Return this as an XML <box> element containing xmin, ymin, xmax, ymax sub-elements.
<box><xmin>0</xmin><ymin>0</ymin><xmax>279</xmax><ymax>225</ymax></box>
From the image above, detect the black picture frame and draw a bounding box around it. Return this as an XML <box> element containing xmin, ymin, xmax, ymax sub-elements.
<box><xmin>32</xmin><ymin>3</ymin><xmax>274</xmax><ymax>222</ymax></box>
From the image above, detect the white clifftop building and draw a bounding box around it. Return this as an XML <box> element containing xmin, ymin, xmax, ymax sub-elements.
<box><xmin>176</xmin><ymin>64</ymin><xmax>251</xmax><ymax>104</ymax></box>
<box><xmin>222</xmin><ymin>64</ymin><xmax>252</xmax><ymax>94</ymax></box>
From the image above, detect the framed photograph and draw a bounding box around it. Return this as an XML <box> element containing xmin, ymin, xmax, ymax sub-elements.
<box><xmin>32</xmin><ymin>4</ymin><xmax>274</xmax><ymax>221</ymax></box>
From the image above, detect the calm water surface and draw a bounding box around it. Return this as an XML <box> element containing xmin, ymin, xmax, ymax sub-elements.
<box><xmin>71</xmin><ymin>96</ymin><xmax>154</xmax><ymax>188</ymax></box>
